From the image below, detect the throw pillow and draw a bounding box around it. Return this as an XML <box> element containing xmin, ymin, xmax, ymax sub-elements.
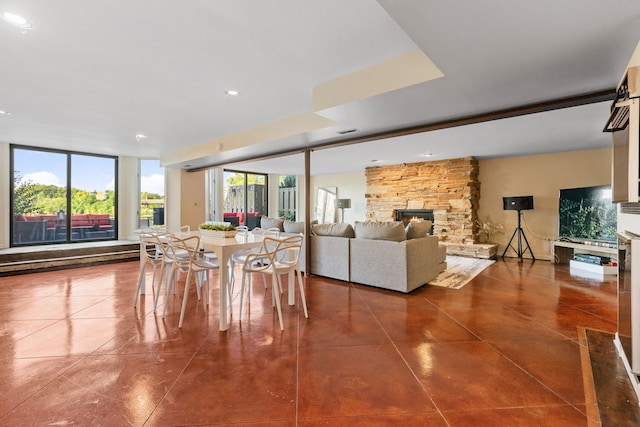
<box><xmin>283</xmin><ymin>220</ymin><xmax>304</xmax><ymax>233</ymax></box>
<box><xmin>261</xmin><ymin>216</ymin><xmax>285</xmax><ymax>231</ymax></box>
<box><xmin>311</xmin><ymin>223</ymin><xmax>355</xmax><ymax>238</ymax></box>
<box><xmin>354</xmin><ymin>221</ymin><xmax>407</xmax><ymax>242</ymax></box>
<box><xmin>405</xmin><ymin>220</ymin><xmax>433</xmax><ymax>239</ymax></box>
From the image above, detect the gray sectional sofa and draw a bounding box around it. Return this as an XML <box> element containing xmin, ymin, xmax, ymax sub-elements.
<box><xmin>260</xmin><ymin>216</ymin><xmax>446</xmax><ymax>293</ymax></box>
<box><xmin>309</xmin><ymin>221</ymin><xmax>447</xmax><ymax>293</ymax></box>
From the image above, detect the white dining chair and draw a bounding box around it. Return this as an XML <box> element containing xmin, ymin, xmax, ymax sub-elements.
<box><xmin>134</xmin><ymin>231</ymin><xmax>174</xmax><ymax>308</ymax></box>
<box><xmin>229</xmin><ymin>227</ymin><xmax>282</xmax><ymax>318</ymax></box>
<box><xmin>161</xmin><ymin>234</ymin><xmax>220</xmax><ymax>328</ymax></box>
<box><xmin>241</xmin><ymin>234</ymin><xmax>307</xmax><ymax>329</ymax></box>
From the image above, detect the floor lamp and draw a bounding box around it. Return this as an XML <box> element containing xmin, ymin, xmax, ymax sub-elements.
<box><xmin>501</xmin><ymin>196</ymin><xmax>535</xmax><ymax>262</ymax></box>
<box><xmin>335</xmin><ymin>199</ymin><xmax>351</xmax><ymax>223</ymax></box>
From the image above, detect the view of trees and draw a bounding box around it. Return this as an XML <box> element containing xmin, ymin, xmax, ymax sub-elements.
<box><xmin>14</xmin><ymin>172</ymin><xmax>115</xmax><ymax>216</ymax></box>
<box><xmin>140</xmin><ymin>191</ymin><xmax>164</xmax><ymax>221</ymax></box>
<box><xmin>279</xmin><ymin>175</ymin><xmax>296</xmax><ymax>220</ymax></box>
<box><xmin>279</xmin><ymin>175</ymin><xmax>296</xmax><ymax>188</ymax></box>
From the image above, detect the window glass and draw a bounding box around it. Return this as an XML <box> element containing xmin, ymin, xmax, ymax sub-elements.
<box><xmin>11</xmin><ymin>146</ymin><xmax>117</xmax><ymax>246</ymax></box>
<box><xmin>279</xmin><ymin>175</ymin><xmax>296</xmax><ymax>220</ymax></box>
<box><xmin>222</xmin><ymin>170</ymin><xmax>267</xmax><ymax>229</ymax></box>
<box><xmin>140</xmin><ymin>160</ymin><xmax>164</xmax><ymax>228</ymax></box>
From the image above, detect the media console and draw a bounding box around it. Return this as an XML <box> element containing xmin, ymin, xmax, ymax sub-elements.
<box><xmin>553</xmin><ymin>240</ymin><xmax>618</xmax><ymax>276</ymax></box>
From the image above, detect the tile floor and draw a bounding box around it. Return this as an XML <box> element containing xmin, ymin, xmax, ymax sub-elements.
<box><xmin>0</xmin><ymin>258</ymin><xmax>623</xmax><ymax>426</ymax></box>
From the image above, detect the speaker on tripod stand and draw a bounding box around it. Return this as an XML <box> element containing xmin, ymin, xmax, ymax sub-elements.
<box><xmin>501</xmin><ymin>196</ymin><xmax>535</xmax><ymax>262</ymax></box>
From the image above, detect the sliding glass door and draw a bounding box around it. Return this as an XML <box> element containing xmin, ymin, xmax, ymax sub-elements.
<box><xmin>222</xmin><ymin>170</ymin><xmax>267</xmax><ymax>229</ymax></box>
<box><xmin>11</xmin><ymin>145</ymin><xmax>117</xmax><ymax>246</ymax></box>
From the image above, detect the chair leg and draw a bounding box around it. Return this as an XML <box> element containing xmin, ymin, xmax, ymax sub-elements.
<box><xmin>194</xmin><ymin>271</ymin><xmax>202</xmax><ymax>301</ymax></box>
<box><xmin>178</xmin><ymin>269</ymin><xmax>193</xmax><ymax>328</ymax></box>
<box><xmin>228</xmin><ymin>259</ymin><xmax>236</xmax><ymax>288</ymax></box>
<box><xmin>162</xmin><ymin>266</ymin><xmax>178</xmax><ymax>318</ymax></box>
<box><xmin>203</xmin><ymin>270</ymin><xmax>210</xmax><ymax>306</ymax></box>
<box><xmin>227</xmin><ymin>272</ymin><xmax>233</xmax><ymax>316</ymax></box>
<box><xmin>134</xmin><ymin>260</ymin><xmax>148</xmax><ymax>307</ymax></box>
<box><xmin>238</xmin><ymin>270</ymin><xmax>252</xmax><ymax>319</ymax></box>
<box><xmin>153</xmin><ymin>262</ymin><xmax>167</xmax><ymax>312</ymax></box>
<box><xmin>296</xmin><ymin>269</ymin><xmax>308</xmax><ymax>318</ymax></box>
<box><xmin>271</xmin><ymin>274</ymin><xmax>284</xmax><ymax>330</ymax></box>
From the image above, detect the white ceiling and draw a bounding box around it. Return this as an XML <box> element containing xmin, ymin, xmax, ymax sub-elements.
<box><xmin>2</xmin><ymin>1</ymin><xmax>640</xmax><ymax>176</ymax></box>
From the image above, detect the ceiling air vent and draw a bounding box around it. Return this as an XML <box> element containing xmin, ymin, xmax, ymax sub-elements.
<box><xmin>336</xmin><ymin>128</ymin><xmax>358</xmax><ymax>135</ymax></box>
<box><xmin>604</xmin><ymin>74</ymin><xmax>631</xmax><ymax>132</ymax></box>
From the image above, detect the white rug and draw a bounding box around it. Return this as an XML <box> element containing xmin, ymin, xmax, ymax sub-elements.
<box><xmin>429</xmin><ymin>256</ymin><xmax>495</xmax><ymax>289</ymax></box>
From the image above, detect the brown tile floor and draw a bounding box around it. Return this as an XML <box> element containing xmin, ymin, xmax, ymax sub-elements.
<box><xmin>0</xmin><ymin>257</ymin><xmax>626</xmax><ymax>426</ymax></box>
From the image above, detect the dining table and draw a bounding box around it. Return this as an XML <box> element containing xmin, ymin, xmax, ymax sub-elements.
<box><xmin>199</xmin><ymin>232</ymin><xmax>265</xmax><ymax>331</ymax></box>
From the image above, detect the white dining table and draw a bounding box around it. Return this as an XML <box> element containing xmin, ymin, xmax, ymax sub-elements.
<box><xmin>199</xmin><ymin>233</ymin><xmax>265</xmax><ymax>331</ymax></box>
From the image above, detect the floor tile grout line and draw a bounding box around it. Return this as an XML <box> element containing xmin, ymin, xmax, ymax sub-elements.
<box><xmin>351</xmin><ymin>283</ymin><xmax>449</xmax><ymax>423</ymax></box>
<box><xmin>0</xmin><ymin>333</ymin><xmax>104</xmax><ymax>421</ymax></box>
<box><xmin>422</xmin><ymin>267</ymin><xmax>589</xmax><ymax>415</ymax></box>
<box><xmin>142</xmin><ymin>350</ymin><xmax>200</xmax><ymax>426</ymax></box>
<box><xmin>425</xmin><ymin>270</ymin><xmax>585</xmax><ymax>413</ymax></box>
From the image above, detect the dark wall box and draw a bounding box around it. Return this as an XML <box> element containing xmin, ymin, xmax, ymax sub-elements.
<box><xmin>503</xmin><ymin>196</ymin><xmax>534</xmax><ymax>211</ymax></box>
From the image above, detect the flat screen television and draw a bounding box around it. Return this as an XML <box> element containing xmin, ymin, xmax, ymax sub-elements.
<box><xmin>558</xmin><ymin>184</ymin><xmax>617</xmax><ymax>242</ymax></box>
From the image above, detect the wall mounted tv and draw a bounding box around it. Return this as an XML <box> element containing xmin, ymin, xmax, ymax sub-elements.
<box><xmin>558</xmin><ymin>184</ymin><xmax>617</xmax><ymax>242</ymax></box>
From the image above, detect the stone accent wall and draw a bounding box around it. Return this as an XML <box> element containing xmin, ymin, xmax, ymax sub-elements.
<box><xmin>365</xmin><ymin>157</ymin><xmax>480</xmax><ymax>244</ymax></box>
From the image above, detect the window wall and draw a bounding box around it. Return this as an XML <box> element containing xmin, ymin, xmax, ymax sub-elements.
<box><xmin>10</xmin><ymin>145</ymin><xmax>117</xmax><ymax>246</ymax></box>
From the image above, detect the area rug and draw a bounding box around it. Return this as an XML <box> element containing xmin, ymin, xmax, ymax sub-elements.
<box><xmin>429</xmin><ymin>256</ymin><xmax>495</xmax><ymax>289</ymax></box>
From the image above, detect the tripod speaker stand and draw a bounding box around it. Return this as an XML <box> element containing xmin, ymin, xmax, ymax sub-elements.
<box><xmin>501</xmin><ymin>196</ymin><xmax>535</xmax><ymax>262</ymax></box>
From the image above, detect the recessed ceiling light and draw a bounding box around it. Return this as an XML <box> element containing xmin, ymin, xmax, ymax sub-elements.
<box><xmin>371</xmin><ymin>159</ymin><xmax>382</xmax><ymax>164</ymax></box>
<box><xmin>135</xmin><ymin>134</ymin><xmax>148</xmax><ymax>142</ymax></box>
<box><xmin>225</xmin><ymin>90</ymin><xmax>239</xmax><ymax>96</ymax></box>
<box><xmin>0</xmin><ymin>110</ymin><xmax>11</xmax><ymax>116</ymax></box>
<box><xmin>422</xmin><ymin>153</ymin><xmax>433</xmax><ymax>157</ymax></box>
<box><xmin>3</xmin><ymin>12</ymin><xmax>35</xmax><ymax>32</ymax></box>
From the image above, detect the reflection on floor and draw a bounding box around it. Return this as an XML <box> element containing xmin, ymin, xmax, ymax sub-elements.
<box><xmin>0</xmin><ymin>258</ymin><xmax>633</xmax><ymax>425</ymax></box>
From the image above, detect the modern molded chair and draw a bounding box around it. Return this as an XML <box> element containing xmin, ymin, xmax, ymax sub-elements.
<box><xmin>230</xmin><ymin>227</ymin><xmax>282</xmax><ymax>318</ymax></box>
<box><xmin>161</xmin><ymin>234</ymin><xmax>220</xmax><ymax>328</ymax></box>
<box><xmin>135</xmin><ymin>231</ymin><xmax>171</xmax><ymax>308</ymax></box>
<box><xmin>241</xmin><ymin>234</ymin><xmax>307</xmax><ymax>329</ymax></box>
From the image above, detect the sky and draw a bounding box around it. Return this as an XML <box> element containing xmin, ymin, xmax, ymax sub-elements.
<box><xmin>13</xmin><ymin>150</ymin><xmax>165</xmax><ymax>195</ymax></box>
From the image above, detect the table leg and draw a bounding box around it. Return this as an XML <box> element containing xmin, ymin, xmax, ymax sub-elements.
<box><xmin>218</xmin><ymin>251</ymin><xmax>231</xmax><ymax>331</ymax></box>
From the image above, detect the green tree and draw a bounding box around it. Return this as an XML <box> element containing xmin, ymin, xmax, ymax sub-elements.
<box><xmin>279</xmin><ymin>175</ymin><xmax>296</xmax><ymax>188</ymax></box>
<box><xmin>13</xmin><ymin>172</ymin><xmax>38</xmax><ymax>215</ymax></box>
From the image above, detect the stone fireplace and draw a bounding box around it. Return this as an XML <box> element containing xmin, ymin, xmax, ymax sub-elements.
<box><xmin>365</xmin><ymin>157</ymin><xmax>480</xmax><ymax>244</ymax></box>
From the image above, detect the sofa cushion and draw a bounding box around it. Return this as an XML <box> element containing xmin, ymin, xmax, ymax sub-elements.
<box><xmin>260</xmin><ymin>216</ymin><xmax>285</xmax><ymax>231</ymax></box>
<box><xmin>354</xmin><ymin>221</ymin><xmax>407</xmax><ymax>242</ymax></box>
<box><xmin>312</xmin><ymin>223</ymin><xmax>355</xmax><ymax>238</ymax></box>
<box><xmin>405</xmin><ymin>220</ymin><xmax>432</xmax><ymax>239</ymax></box>
<box><xmin>283</xmin><ymin>220</ymin><xmax>304</xmax><ymax>233</ymax></box>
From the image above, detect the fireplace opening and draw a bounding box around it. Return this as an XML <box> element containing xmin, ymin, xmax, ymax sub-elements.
<box><xmin>395</xmin><ymin>209</ymin><xmax>434</xmax><ymax>234</ymax></box>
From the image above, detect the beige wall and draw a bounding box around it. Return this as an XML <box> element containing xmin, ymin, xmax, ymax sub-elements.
<box><xmin>179</xmin><ymin>169</ymin><xmax>206</xmax><ymax>231</ymax></box>
<box><xmin>310</xmin><ymin>173</ymin><xmax>367</xmax><ymax>224</ymax></box>
<box><xmin>478</xmin><ymin>148</ymin><xmax>612</xmax><ymax>261</ymax></box>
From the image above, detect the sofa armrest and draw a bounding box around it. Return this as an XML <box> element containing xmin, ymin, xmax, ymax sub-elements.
<box><xmin>349</xmin><ymin>235</ymin><xmax>439</xmax><ymax>293</ymax></box>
